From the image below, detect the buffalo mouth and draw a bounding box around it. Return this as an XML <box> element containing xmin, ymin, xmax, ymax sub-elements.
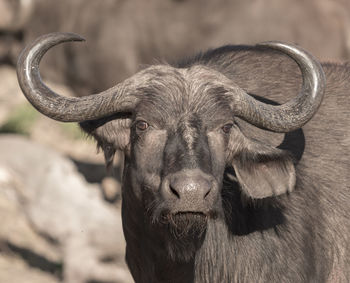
<box><xmin>160</xmin><ymin>212</ymin><xmax>209</xmax><ymax>239</ymax></box>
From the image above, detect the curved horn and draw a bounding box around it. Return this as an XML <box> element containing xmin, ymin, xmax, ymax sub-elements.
<box><xmin>17</xmin><ymin>32</ymin><xmax>137</xmax><ymax>122</ymax></box>
<box><xmin>230</xmin><ymin>41</ymin><xmax>326</xmax><ymax>132</ymax></box>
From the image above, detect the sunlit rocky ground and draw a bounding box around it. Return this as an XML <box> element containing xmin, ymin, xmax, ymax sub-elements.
<box><xmin>0</xmin><ymin>66</ymin><xmax>132</xmax><ymax>283</ymax></box>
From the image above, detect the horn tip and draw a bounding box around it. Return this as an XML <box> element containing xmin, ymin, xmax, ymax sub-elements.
<box><xmin>36</xmin><ymin>32</ymin><xmax>86</xmax><ymax>44</ymax></box>
<box><xmin>54</xmin><ymin>32</ymin><xmax>86</xmax><ymax>42</ymax></box>
<box><xmin>67</xmin><ymin>32</ymin><xmax>86</xmax><ymax>42</ymax></box>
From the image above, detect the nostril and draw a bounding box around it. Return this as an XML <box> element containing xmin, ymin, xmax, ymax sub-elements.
<box><xmin>169</xmin><ymin>184</ymin><xmax>180</xmax><ymax>199</ymax></box>
<box><xmin>204</xmin><ymin>188</ymin><xmax>211</xmax><ymax>199</ymax></box>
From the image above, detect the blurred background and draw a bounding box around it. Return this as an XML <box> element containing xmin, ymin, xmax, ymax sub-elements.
<box><xmin>0</xmin><ymin>0</ymin><xmax>349</xmax><ymax>282</ymax></box>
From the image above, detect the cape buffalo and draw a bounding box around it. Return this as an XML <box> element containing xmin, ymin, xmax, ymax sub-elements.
<box><xmin>18</xmin><ymin>0</ymin><xmax>350</xmax><ymax>94</ymax></box>
<box><xmin>17</xmin><ymin>33</ymin><xmax>349</xmax><ymax>282</ymax></box>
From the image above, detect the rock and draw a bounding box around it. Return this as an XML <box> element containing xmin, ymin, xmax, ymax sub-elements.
<box><xmin>0</xmin><ymin>66</ymin><xmax>27</xmax><ymax>125</ymax></box>
<box><xmin>0</xmin><ymin>254</ymin><xmax>59</xmax><ymax>283</ymax></box>
<box><xmin>101</xmin><ymin>176</ymin><xmax>122</xmax><ymax>203</ymax></box>
<box><xmin>0</xmin><ymin>165</ymin><xmax>61</xmax><ymax>263</ymax></box>
<box><xmin>0</xmin><ymin>135</ymin><xmax>133</xmax><ymax>283</ymax></box>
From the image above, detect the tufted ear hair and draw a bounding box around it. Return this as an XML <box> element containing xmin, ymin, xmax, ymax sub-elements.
<box><xmin>80</xmin><ymin>114</ymin><xmax>131</xmax><ymax>169</ymax></box>
<box><xmin>232</xmin><ymin>139</ymin><xmax>296</xmax><ymax>199</ymax></box>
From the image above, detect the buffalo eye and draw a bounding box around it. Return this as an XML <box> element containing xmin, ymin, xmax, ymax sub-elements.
<box><xmin>222</xmin><ymin>123</ymin><xmax>233</xmax><ymax>134</ymax></box>
<box><xmin>136</xmin><ymin>120</ymin><xmax>149</xmax><ymax>131</ymax></box>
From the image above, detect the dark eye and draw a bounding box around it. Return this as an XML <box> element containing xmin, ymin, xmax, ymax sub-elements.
<box><xmin>222</xmin><ymin>123</ymin><xmax>233</xmax><ymax>134</ymax></box>
<box><xmin>136</xmin><ymin>120</ymin><xmax>149</xmax><ymax>131</ymax></box>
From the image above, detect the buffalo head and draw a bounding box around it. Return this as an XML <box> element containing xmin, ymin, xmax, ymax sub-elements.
<box><xmin>17</xmin><ymin>33</ymin><xmax>325</xmax><ymax>261</ymax></box>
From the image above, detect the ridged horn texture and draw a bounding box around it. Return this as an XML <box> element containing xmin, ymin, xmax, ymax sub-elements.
<box><xmin>230</xmin><ymin>41</ymin><xmax>326</xmax><ymax>133</ymax></box>
<box><xmin>16</xmin><ymin>32</ymin><xmax>137</xmax><ymax>122</ymax></box>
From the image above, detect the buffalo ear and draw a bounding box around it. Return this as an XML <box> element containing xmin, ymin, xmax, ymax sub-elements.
<box><xmin>232</xmin><ymin>141</ymin><xmax>296</xmax><ymax>199</ymax></box>
<box><xmin>80</xmin><ymin>116</ymin><xmax>131</xmax><ymax>168</ymax></box>
<box><xmin>102</xmin><ymin>143</ymin><xmax>117</xmax><ymax>172</ymax></box>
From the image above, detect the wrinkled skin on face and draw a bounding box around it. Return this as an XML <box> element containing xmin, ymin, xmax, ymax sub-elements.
<box><xmin>81</xmin><ymin>64</ymin><xmax>295</xmax><ymax>262</ymax></box>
